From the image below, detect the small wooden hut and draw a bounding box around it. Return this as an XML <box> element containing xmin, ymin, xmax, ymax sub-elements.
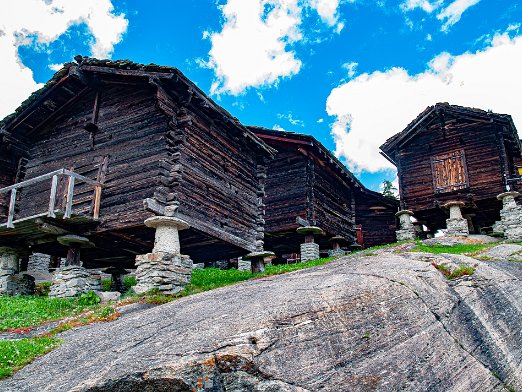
<box><xmin>380</xmin><ymin>103</ymin><xmax>521</xmax><ymax>233</ymax></box>
<box><xmin>0</xmin><ymin>57</ymin><xmax>275</xmax><ymax>267</ymax></box>
<box><xmin>250</xmin><ymin>127</ymin><xmax>398</xmax><ymax>256</ymax></box>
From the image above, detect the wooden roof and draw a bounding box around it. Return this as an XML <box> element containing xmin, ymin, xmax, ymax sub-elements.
<box><xmin>0</xmin><ymin>56</ymin><xmax>275</xmax><ymax>157</ymax></box>
<box><xmin>380</xmin><ymin>102</ymin><xmax>520</xmax><ymax>164</ymax></box>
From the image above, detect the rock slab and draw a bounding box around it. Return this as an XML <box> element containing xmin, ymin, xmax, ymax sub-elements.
<box><xmin>1</xmin><ymin>252</ymin><xmax>521</xmax><ymax>391</ymax></box>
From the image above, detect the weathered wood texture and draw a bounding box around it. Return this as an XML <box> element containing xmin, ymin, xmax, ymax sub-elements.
<box><xmin>381</xmin><ymin>104</ymin><xmax>521</xmax><ymax>232</ymax></box>
<box><xmin>354</xmin><ymin>190</ymin><xmax>398</xmax><ymax>248</ymax></box>
<box><xmin>253</xmin><ymin>128</ymin><xmax>363</xmax><ymax>254</ymax></box>
<box><xmin>19</xmin><ymin>85</ymin><xmax>163</xmax><ymax>228</ymax></box>
<box><xmin>0</xmin><ymin>59</ymin><xmax>274</xmax><ymax>266</ymax></box>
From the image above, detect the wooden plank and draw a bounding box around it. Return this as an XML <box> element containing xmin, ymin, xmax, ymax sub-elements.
<box><xmin>7</xmin><ymin>189</ymin><xmax>17</xmax><ymax>229</ymax></box>
<box><xmin>64</xmin><ymin>176</ymin><xmax>75</xmax><ymax>219</ymax></box>
<box><xmin>48</xmin><ymin>175</ymin><xmax>58</xmax><ymax>218</ymax></box>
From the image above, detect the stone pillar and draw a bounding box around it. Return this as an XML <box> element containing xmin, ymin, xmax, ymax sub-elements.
<box><xmin>395</xmin><ymin>210</ymin><xmax>416</xmax><ymax>241</ymax></box>
<box><xmin>242</xmin><ymin>251</ymin><xmax>275</xmax><ymax>273</ymax></box>
<box><xmin>0</xmin><ymin>247</ymin><xmax>35</xmax><ymax>295</ymax></box>
<box><xmin>49</xmin><ymin>235</ymin><xmax>99</xmax><ymax>298</ymax></box>
<box><xmin>444</xmin><ymin>201</ymin><xmax>469</xmax><ymax>237</ymax></box>
<box><xmin>328</xmin><ymin>236</ymin><xmax>347</xmax><ymax>257</ymax></box>
<box><xmin>237</xmin><ymin>257</ymin><xmax>251</xmax><ymax>272</ymax></box>
<box><xmin>297</xmin><ymin>226</ymin><xmax>323</xmax><ymax>262</ymax></box>
<box><xmin>133</xmin><ymin>214</ymin><xmax>193</xmax><ymax>295</ymax></box>
<box><xmin>27</xmin><ymin>253</ymin><xmax>51</xmax><ymax>272</ymax></box>
<box><xmin>494</xmin><ymin>192</ymin><xmax>522</xmax><ymax>241</ymax></box>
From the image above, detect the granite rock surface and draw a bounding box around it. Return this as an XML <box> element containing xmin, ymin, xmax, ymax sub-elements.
<box><xmin>1</xmin><ymin>250</ymin><xmax>521</xmax><ymax>392</ymax></box>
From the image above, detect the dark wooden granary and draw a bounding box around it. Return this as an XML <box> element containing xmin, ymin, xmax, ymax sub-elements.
<box><xmin>0</xmin><ymin>57</ymin><xmax>275</xmax><ymax>267</ymax></box>
<box><xmin>380</xmin><ymin>103</ymin><xmax>522</xmax><ymax>233</ymax></box>
<box><xmin>250</xmin><ymin>127</ymin><xmax>398</xmax><ymax>255</ymax></box>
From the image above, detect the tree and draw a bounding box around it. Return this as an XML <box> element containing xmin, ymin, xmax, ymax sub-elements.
<box><xmin>382</xmin><ymin>180</ymin><xmax>398</xmax><ymax>199</ymax></box>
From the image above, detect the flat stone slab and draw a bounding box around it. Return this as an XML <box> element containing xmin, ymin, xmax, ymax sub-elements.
<box><xmin>2</xmin><ymin>251</ymin><xmax>521</xmax><ymax>391</ymax></box>
<box><xmin>478</xmin><ymin>244</ymin><xmax>522</xmax><ymax>260</ymax></box>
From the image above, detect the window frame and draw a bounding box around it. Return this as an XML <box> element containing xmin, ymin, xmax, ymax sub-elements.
<box><xmin>431</xmin><ymin>149</ymin><xmax>470</xmax><ymax>194</ymax></box>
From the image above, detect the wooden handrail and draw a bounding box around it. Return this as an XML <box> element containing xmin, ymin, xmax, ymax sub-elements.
<box><xmin>0</xmin><ymin>169</ymin><xmax>103</xmax><ymax>228</ymax></box>
<box><xmin>0</xmin><ymin>168</ymin><xmax>101</xmax><ymax>194</ymax></box>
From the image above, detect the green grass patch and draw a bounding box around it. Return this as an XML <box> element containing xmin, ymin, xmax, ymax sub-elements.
<box><xmin>0</xmin><ymin>295</ymin><xmax>95</xmax><ymax>332</ymax></box>
<box><xmin>413</xmin><ymin>242</ymin><xmax>494</xmax><ymax>255</ymax></box>
<box><xmin>431</xmin><ymin>262</ymin><xmax>476</xmax><ymax>280</ymax></box>
<box><xmin>0</xmin><ymin>337</ymin><xmax>61</xmax><ymax>379</ymax></box>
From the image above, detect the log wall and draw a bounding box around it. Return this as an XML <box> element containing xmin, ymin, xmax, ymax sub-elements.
<box><xmin>19</xmin><ymin>84</ymin><xmax>165</xmax><ymax>230</ymax></box>
<box><xmin>396</xmin><ymin>119</ymin><xmax>515</xmax><ymax>230</ymax></box>
<box><xmin>354</xmin><ymin>190</ymin><xmax>397</xmax><ymax>248</ymax></box>
<box><xmin>312</xmin><ymin>159</ymin><xmax>355</xmax><ymax>241</ymax></box>
<box><xmin>263</xmin><ymin>148</ymin><xmax>309</xmax><ymax>233</ymax></box>
<box><xmin>175</xmin><ymin>108</ymin><xmax>261</xmax><ymax>253</ymax></box>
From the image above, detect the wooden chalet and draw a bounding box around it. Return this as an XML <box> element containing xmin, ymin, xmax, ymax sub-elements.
<box><xmin>380</xmin><ymin>103</ymin><xmax>522</xmax><ymax>233</ymax></box>
<box><xmin>0</xmin><ymin>57</ymin><xmax>275</xmax><ymax>268</ymax></box>
<box><xmin>250</xmin><ymin>127</ymin><xmax>398</xmax><ymax>256</ymax></box>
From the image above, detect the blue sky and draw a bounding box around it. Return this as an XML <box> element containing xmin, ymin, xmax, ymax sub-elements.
<box><xmin>1</xmin><ymin>0</ymin><xmax>521</xmax><ymax>192</ymax></box>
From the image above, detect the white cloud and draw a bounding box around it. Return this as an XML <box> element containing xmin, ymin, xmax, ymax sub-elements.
<box><xmin>0</xmin><ymin>0</ymin><xmax>128</xmax><ymax>119</ymax></box>
<box><xmin>278</xmin><ymin>112</ymin><xmax>304</xmax><ymax>126</ymax></box>
<box><xmin>342</xmin><ymin>61</ymin><xmax>358</xmax><ymax>78</ymax></box>
<box><xmin>309</xmin><ymin>0</ymin><xmax>344</xmax><ymax>32</ymax></box>
<box><xmin>326</xmin><ymin>32</ymin><xmax>522</xmax><ymax>173</ymax></box>
<box><xmin>48</xmin><ymin>63</ymin><xmax>64</xmax><ymax>71</ymax></box>
<box><xmin>317</xmin><ymin>118</ymin><xmax>324</xmax><ymax>123</ymax></box>
<box><xmin>206</xmin><ymin>0</ymin><xmax>343</xmax><ymax>95</ymax></box>
<box><xmin>273</xmin><ymin>124</ymin><xmax>287</xmax><ymax>131</ymax></box>
<box><xmin>400</xmin><ymin>0</ymin><xmax>443</xmax><ymax>13</ymax></box>
<box><xmin>437</xmin><ymin>0</ymin><xmax>480</xmax><ymax>32</ymax></box>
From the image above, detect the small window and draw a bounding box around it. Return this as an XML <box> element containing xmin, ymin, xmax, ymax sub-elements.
<box><xmin>431</xmin><ymin>150</ymin><xmax>469</xmax><ymax>194</ymax></box>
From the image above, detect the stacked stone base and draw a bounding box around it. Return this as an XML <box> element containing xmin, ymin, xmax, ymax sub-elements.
<box><xmin>49</xmin><ymin>266</ymin><xmax>102</xmax><ymax>298</ymax></box>
<box><xmin>396</xmin><ymin>228</ymin><xmax>416</xmax><ymax>242</ymax></box>
<box><xmin>134</xmin><ymin>252</ymin><xmax>192</xmax><ymax>295</ymax></box>
<box><xmin>328</xmin><ymin>249</ymin><xmax>346</xmax><ymax>257</ymax></box>
<box><xmin>446</xmin><ymin>218</ymin><xmax>469</xmax><ymax>237</ymax></box>
<box><xmin>27</xmin><ymin>253</ymin><xmax>51</xmax><ymax>272</ymax></box>
<box><xmin>300</xmin><ymin>243</ymin><xmax>320</xmax><ymax>262</ymax></box>
<box><xmin>494</xmin><ymin>204</ymin><xmax>522</xmax><ymax>241</ymax></box>
<box><xmin>0</xmin><ymin>274</ymin><xmax>35</xmax><ymax>295</ymax></box>
<box><xmin>237</xmin><ymin>258</ymin><xmax>251</xmax><ymax>271</ymax></box>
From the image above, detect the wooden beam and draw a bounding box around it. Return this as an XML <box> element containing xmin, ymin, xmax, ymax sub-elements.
<box><xmin>48</xmin><ymin>175</ymin><xmax>58</xmax><ymax>218</ymax></box>
<box><xmin>7</xmin><ymin>188</ymin><xmax>17</xmax><ymax>229</ymax></box>
<box><xmin>64</xmin><ymin>176</ymin><xmax>75</xmax><ymax>219</ymax></box>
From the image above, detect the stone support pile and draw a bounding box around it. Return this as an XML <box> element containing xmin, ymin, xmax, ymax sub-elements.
<box><xmin>49</xmin><ymin>266</ymin><xmax>102</xmax><ymax>297</ymax></box>
<box><xmin>328</xmin><ymin>236</ymin><xmax>347</xmax><ymax>257</ymax></box>
<box><xmin>0</xmin><ymin>247</ymin><xmax>35</xmax><ymax>295</ymax></box>
<box><xmin>49</xmin><ymin>235</ymin><xmax>95</xmax><ymax>297</ymax></box>
<box><xmin>444</xmin><ymin>201</ymin><xmax>469</xmax><ymax>237</ymax></box>
<box><xmin>493</xmin><ymin>191</ymin><xmax>522</xmax><ymax>241</ymax></box>
<box><xmin>27</xmin><ymin>253</ymin><xmax>51</xmax><ymax>272</ymax></box>
<box><xmin>133</xmin><ymin>211</ymin><xmax>193</xmax><ymax>295</ymax></box>
<box><xmin>395</xmin><ymin>210</ymin><xmax>416</xmax><ymax>241</ymax></box>
<box><xmin>237</xmin><ymin>257</ymin><xmax>251</xmax><ymax>272</ymax></box>
<box><xmin>297</xmin><ymin>226</ymin><xmax>323</xmax><ymax>262</ymax></box>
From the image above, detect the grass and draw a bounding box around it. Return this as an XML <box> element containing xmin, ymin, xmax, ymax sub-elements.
<box><xmin>0</xmin><ymin>337</ymin><xmax>61</xmax><ymax>379</ymax></box>
<box><xmin>413</xmin><ymin>242</ymin><xmax>495</xmax><ymax>255</ymax></box>
<box><xmin>431</xmin><ymin>262</ymin><xmax>476</xmax><ymax>280</ymax></box>
<box><xmin>0</xmin><ymin>296</ymin><xmax>92</xmax><ymax>332</ymax></box>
